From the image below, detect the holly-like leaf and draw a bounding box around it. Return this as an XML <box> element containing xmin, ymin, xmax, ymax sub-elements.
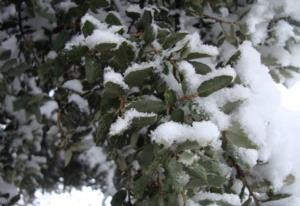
<box><xmin>128</xmin><ymin>100</ymin><xmax>166</xmax><ymax>114</ymax></box>
<box><xmin>198</xmin><ymin>76</ymin><xmax>233</xmax><ymax>97</ymax></box>
<box><xmin>185</xmin><ymin>52</ymin><xmax>212</xmax><ymax>60</ymax></box>
<box><xmin>85</xmin><ymin>56</ymin><xmax>101</xmax><ymax>83</ymax></box>
<box><xmin>189</xmin><ymin>61</ymin><xmax>212</xmax><ymax>75</ymax></box>
<box><xmin>144</xmin><ymin>25</ymin><xmax>156</xmax><ymax>45</ymax></box>
<box><xmin>105</xmin><ymin>12</ymin><xmax>122</xmax><ymax>26</ymax></box>
<box><xmin>162</xmin><ymin>33</ymin><xmax>187</xmax><ymax>49</ymax></box>
<box><xmin>225</xmin><ymin>123</ymin><xmax>259</xmax><ymax>149</ymax></box>
<box><xmin>82</xmin><ymin>20</ymin><xmax>95</xmax><ymax>37</ymax></box>
<box><xmin>124</xmin><ymin>67</ymin><xmax>153</xmax><ymax>87</ymax></box>
<box><xmin>111</xmin><ymin>190</ymin><xmax>127</xmax><ymax>206</ymax></box>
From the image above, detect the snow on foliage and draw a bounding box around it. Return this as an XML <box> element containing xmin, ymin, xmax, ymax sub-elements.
<box><xmin>2</xmin><ymin>0</ymin><xmax>300</xmax><ymax>206</ymax></box>
<box><xmin>151</xmin><ymin>121</ymin><xmax>220</xmax><ymax>147</ymax></box>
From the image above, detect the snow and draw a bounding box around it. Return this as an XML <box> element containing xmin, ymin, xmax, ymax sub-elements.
<box><xmin>178</xmin><ymin>61</ymin><xmax>201</xmax><ymax>92</ymax></box>
<box><xmin>237</xmin><ymin>147</ymin><xmax>258</xmax><ymax>168</ymax></box>
<box><xmin>78</xmin><ymin>146</ymin><xmax>116</xmax><ymax>195</ymax></box>
<box><xmin>0</xmin><ymin>177</ymin><xmax>18</xmax><ymax>205</ymax></box>
<box><xmin>274</xmin><ymin>20</ymin><xmax>295</xmax><ymax>46</ymax></box>
<box><xmin>151</xmin><ymin>121</ymin><xmax>220</xmax><ymax>147</ymax></box>
<box><xmin>193</xmin><ymin>192</ymin><xmax>241</xmax><ymax>206</ymax></box>
<box><xmin>68</xmin><ymin>94</ymin><xmax>90</xmax><ymax>113</ymax></box>
<box><xmin>0</xmin><ymin>4</ymin><xmax>16</xmax><ymax>24</ymax></box>
<box><xmin>63</xmin><ymin>79</ymin><xmax>83</xmax><ymax>93</ymax></box>
<box><xmin>188</xmin><ymin>33</ymin><xmax>219</xmax><ymax>56</ymax></box>
<box><xmin>65</xmin><ymin>13</ymin><xmax>126</xmax><ymax>50</ymax></box>
<box><xmin>40</xmin><ymin>100</ymin><xmax>58</xmax><ymax>120</ymax></box>
<box><xmin>104</xmin><ymin>67</ymin><xmax>129</xmax><ymax>90</ymax></box>
<box><xmin>109</xmin><ymin>109</ymin><xmax>156</xmax><ymax>136</ymax></box>
<box><xmin>55</xmin><ymin>0</ymin><xmax>77</xmax><ymax>12</ymax></box>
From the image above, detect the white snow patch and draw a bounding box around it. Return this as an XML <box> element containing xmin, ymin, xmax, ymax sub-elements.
<box><xmin>40</xmin><ymin>100</ymin><xmax>58</xmax><ymax>120</ymax></box>
<box><xmin>68</xmin><ymin>94</ymin><xmax>89</xmax><ymax>113</ymax></box>
<box><xmin>104</xmin><ymin>67</ymin><xmax>129</xmax><ymax>90</ymax></box>
<box><xmin>151</xmin><ymin>121</ymin><xmax>220</xmax><ymax>147</ymax></box>
<box><xmin>109</xmin><ymin>109</ymin><xmax>156</xmax><ymax>136</ymax></box>
<box><xmin>63</xmin><ymin>79</ymin><xmax>83</xmax><ymax>93</ymax></box>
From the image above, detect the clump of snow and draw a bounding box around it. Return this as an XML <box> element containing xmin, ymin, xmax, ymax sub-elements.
<box><xmin>40</xmin><ymin>100</ymin><xmax>58</xmax><ymax>120</ymax></box>
<box><xmin>0</xmin><ymin>4</ymin><xmax>16</xmax><ymax>23</ymax></box>
<box><xmin>126</xmin><ymin>4</ymin><xmax>142</xmax><ymax>14</ymax></box>
<box><xmin>0</xmin><ymin>177</ymin><xmax>18</xmax><ymax>205</ymax></box>
<box><xmin>63</xmin><ymin>79</ymin><xmax>83</xmax><ymax>93</ymax></box>
<box><xmin>68</xmin><ymin>94</ymin><xmax>89</xmax><ymax>113</ymax></box>
<box><xmin>188</xmin><ymin>33</ymin><xmax>219</xmax><ymax>56</ymax></box>
<box><xmin>193</xmin><ymin>192</ymin><xmax>240</xmax><ymax>206</ymax></box>
<box><xmin>109</xmin><ymin>109</ymin><xmax>156</xmax><ymax>136</ymax></box>
<box><xmin>151</xmin><ymin>121</ymin><xmax>220</xmax><ymax>147</ymax></box>
<box><xmin>65</xmin><ymin>13</ymin><xmax>126</xmax><ymax>50</ymax></box>
<box><xmin>104</xmin><ymin>67</ymin><xmax>129</xmax><ymax>90</ymax></box>
<box><xmin>78</xmin><ymin>146</ymin><xmax>116</xmax><ymax>195</ymax></box>
<box><xmin>274</xmin><ymin>20</ymin><xmax>295</xmax><ymax>46</ymax></box>
<box><xmin>55</xmin><ymin>0</ymin><xmax>77</xmax><ymax>12</ymax></box>
<box><xmin>178</xmin><ymin>61</ymin><xmax>201</xmax><ymax>92</ymax></box>
<box><xmin>47</xmin><ymin>50</ymin><xmax>58</xmax><ymax>59</ymax></box>
<box><xmin>237</xmin><ymin>147</ymin><xmax>258</xmax><ymax>168</ymax></box>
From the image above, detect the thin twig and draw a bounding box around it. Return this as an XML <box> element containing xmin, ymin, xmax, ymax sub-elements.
<box><xmin>234</xmin><ymin>163</ymin><xmax>261</xmax><ymax>206</ymax></box>
<box><xmin>178</xmin><ymin>93</ymin><xmax>199</xmax><ymax>101</ymax></box>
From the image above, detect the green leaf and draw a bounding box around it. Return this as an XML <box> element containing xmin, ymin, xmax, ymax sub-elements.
<box><xmin>63</xmin><ymin>45</ymin><xmax>89</xmax><ymax>63</ymax></box>
<box><xmin>207</xmin><ymin>174</ymin><xmax>227</xmax><ymax>187</ymax></box>
<box><xmin>226</xmin><ymin>50</ymin><xmax>241</xmax><ymax>66</ymax></box>
<box><xmin>144</xmin><ymin>25</ymin><xmax>156</xmax><ymax>45</ymax></box>
<box><xmin>197</xmin><ymin>76</ymin><xmax>233</xmax><ymax>97</ymax></box>
<box><xmin>263</xmin><ymin>193</ymin><xmax>292</xmax><ymax>202</ymax></box>
<box><xmin>138</xmin><ymin>144</ymin><xmax>154</xmax><ymax>168</ymax></box>
<box><xmin>0</xmin><ymin>59</ymin><xmax>17</xmax><ymax>73</ymax></box>
<box><xmin>185</xmin><ymin>164</ymin><xmax>207</xmax><ymax>183</ymax></box>
<box><xmin>85</xmin><ymin>56</ymin><xmax>101</xmax><ymax>83</ymax></box>
<box><xmin>128</xmin><ymin>100</ymin><xmax>165</xmax><ymax>114</ymax></box>
<box><xmin>124</xmin><ymin>67</ymin><xmax>153</xmax><ymax>87</ymax></box>
<box><xmin>111</xmin><ymin>190</ymin><xmax>127</xmax><ymax>206</ymax></box>
<box><xmin>185</xmin><ymin>52</ymin><xmax>212</xmax><ymax>60</ymax></box>
<box><xmin>95</xmin><ymin>43</ymin><xmax>117</xmax><ymax>53</ymax></box>
<box><xmin>95</xmin><ymin>112</ymin><xmax>116</xmax><ymax>144</ymax></box>
<box><xmin>139</xmin><ymin>10</ymin><xmax>153</xmax><ymax>29</ymax></box>
<box><xmin>111</xmin><ymin>42</ymin><xmax>135</xmax><ymax>72</ymax></box>
<box><xmin>225</xmin><ymin>123</ymin><xmax>259</xmax><ymax>149</ymax></box>
<box><xmin>105</xmin><ymin>12</ymin><xmax>122</xmax><ymax>26</ymax></box>
<box><xmin>53</xmin><ymin>31</ymin><xmax>70</xmax><ymax>51</ymax></box>
<box><xmin>133</xmin><ymin>176</ymin><xmax>150</xmax><ymax>199</ymax></box>
<box><xmin>104</xmin><ymin>82</ymin><xmax>125</xmax><ymax>98</ymax></box>
<box><xmin>0</xmin><ymin>50</ymin><xmax>11</xmax><ymax>60</ymax></box>
<box><xmin>164</xmin><ymin>89</ymin><xmax>177</xmax><ymax>105</ymax></box>
<box><xmin>82</xmin><ymin>20</ymin><xmax>95</xmax><ymax>37</ymax></box>
<box><xmin>131</xmin><ymin>115</ymin><xmax>157</xmax><ymax>129</ymax></box>
<box><xmin>221</xmin><ymin>100</ymin><xmax>243</xmax><ymax>114</ymax></box>
<box><xmin>162</xmin><ymin>33</ymin><xmax>187</xmax><ymax>49</ymax></box>
<box><xmin>64</xmin><ymin>149</ymin><xmax>72</xmax><ymax>167</ymax></box>
<box><xmin>176</xmin><ymin>141</ymin><xmax>200</xmax><ymax>151</ymax></box>
<box><xmin>171</xmin><ymin>108</ymin><xmax>184</xmax><ymax>122</ymax></box>
<box><xmin>189</xmin><ymin>61</ymin><xmax>212</xmax><ymax>75</ymax></box>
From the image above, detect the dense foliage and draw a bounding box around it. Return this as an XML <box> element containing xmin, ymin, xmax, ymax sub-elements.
<box><xmin>1</xmin><ymin>0</ymin><xmax>300</xmax><ymax>205</ymax></box>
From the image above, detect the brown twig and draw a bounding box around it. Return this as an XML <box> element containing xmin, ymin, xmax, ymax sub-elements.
<box><xmin>119</xmin><ymin>95</ymin><xmax>126</xmax><ymax>115</ymax></box>
<box><xmin>178</xmin><ymin>93</ymin><xmax>199</xmax><ymax>101</ymax></box>
<box><xmin>234</xmin><ymin>163</ymin><xmax>261</xmax><ymax>206</ymax></box>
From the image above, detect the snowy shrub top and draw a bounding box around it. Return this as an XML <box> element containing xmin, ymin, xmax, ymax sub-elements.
<box><xmin>1</xmin><ymin>0</ymin><xmax>300</xmax><ymax>206</ymax></box>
